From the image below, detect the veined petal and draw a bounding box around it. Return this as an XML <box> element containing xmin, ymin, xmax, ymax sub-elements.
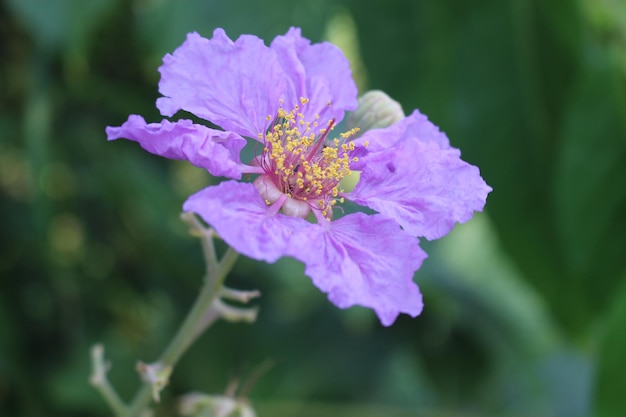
<box><xmin>157</xmin><ymin>30</ymin><xmax>286</xmax><ymax>138</ymax></box>
<box><xmin>183</xmin><ymin>181</ymin><xmax>308</xmax><ymax>263</ymax></box>
<box><xmin>348</xmin><ymin>137</ymin><xmax>491</xmax><ymax>240</ymax></box>
<box><xmin>106</xmin><ymin>115</ymin><xmax>246</xmax><ymax>179</ymax></box>
<box><xmin>270</xmin><ymin>27</ymin><xmax>357</xmax><ymax>124</ymax></box>
<box><xmin>287</xmin><ymin>213</ymin><xmax>425</xmax><ymax>326</ymax></box>
<box><xmin>351</xmin><ymin>109</ymin><xmax>452</xmax><ymax>170</ymax></box>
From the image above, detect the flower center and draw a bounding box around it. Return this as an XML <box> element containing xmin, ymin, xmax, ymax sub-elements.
<box><xmin>255</xmin><ymin>98</ymin><xmax>359</xmax><ymax>221</ymax></box>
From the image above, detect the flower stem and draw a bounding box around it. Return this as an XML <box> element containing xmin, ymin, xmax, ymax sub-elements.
<box><xmin>89</xmin><ymin>345</ymin><xmax>129</xmax><ymax>416</ymax></box>
<box><xmin>123</xmin><ymin>235</ymin><xmax>239</xmax><ymax>416</ymax></box>
<box><xmin>164</xmin><ymin>247</ymin><xmax>239</xmax><ymax>366</ymax></box>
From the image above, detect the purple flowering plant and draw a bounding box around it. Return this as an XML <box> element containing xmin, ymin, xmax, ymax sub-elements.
<box><xmin>96</xmin><ymin>27</ymin><xmax>491</xmax><ymax>417</ymax></box>
<box><xmin>106</xmin><ymin>27</ymin><xmax>491</xmax><ymax>327</ymax></box>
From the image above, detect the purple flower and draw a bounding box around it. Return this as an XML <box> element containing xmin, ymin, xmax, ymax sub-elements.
<box><xmin>106</xmin><ymin>28</ymin><xmax>491</xmax><ymax>326</ymax></box>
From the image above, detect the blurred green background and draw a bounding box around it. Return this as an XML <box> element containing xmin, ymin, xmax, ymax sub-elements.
<box><xmin>1</xmin><ymin>0</ymin><xmax>626</xmax><ymax>416</ymax></box>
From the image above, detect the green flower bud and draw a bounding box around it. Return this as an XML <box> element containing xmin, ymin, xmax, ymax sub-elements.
<box><xmin>347</xmin><ymin>90</ymin><xmax>405</xmax><ymax>133</ymax></box>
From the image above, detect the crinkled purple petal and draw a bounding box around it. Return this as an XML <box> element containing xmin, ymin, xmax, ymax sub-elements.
<box><xmin>270</xmin><ymin>27</ymin><xmax>357</xmax><ymax>125</ymax></box>
<box><xmin>157</xmin><ymin>30</ymin><xmax>286</xmax><ymax>138</ymax></box>
<box><xmin>351</xmin><ymin>109</ymin><xmax>452</xmax><ymax>170</ymax></box>
<box><xmin>347</xmin><ymin>137</ymin><xmax>491</xmax><ymax>240</ymax></box>
<box><xmin>286</xmin><ymin>213</ymin><xmax>425</xmax><ymax>326</ymax></box>
<box><xmin>183</xmin><ymin>181</ymin><xmax>309</xmax><ymax>263</ymax></box>
<box><xmin>106</xmin><ymin>115</ymin><xmax>246</xmax><ymax>179</ymax></box>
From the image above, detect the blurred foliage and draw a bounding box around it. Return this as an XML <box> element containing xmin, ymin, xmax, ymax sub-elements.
<box><xmin>594</xmin><ymin>273</ymin><xmax>626</xmax><ymax>417</ymax></box>
<box><xmin>1</xmin><ymin>0</ymin><xmax>625</xmax><ymax>416</ymax></box>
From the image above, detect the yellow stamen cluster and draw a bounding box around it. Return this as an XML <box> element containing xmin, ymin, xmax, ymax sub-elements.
<box><xmin>260</xmin><ymin>98</ymin><xmax>360</xmax><ymax>219</ymax></box>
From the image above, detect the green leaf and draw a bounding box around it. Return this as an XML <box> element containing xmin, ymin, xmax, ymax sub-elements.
<box><xmin>554</xmin><ymin>67</ymin><xmax>626</xmax><ymax>321</ymax></box>
<box><xmin>594</xmin><ymin>275</ymin><xmax>626</xmax><ymax>417</ymax></box>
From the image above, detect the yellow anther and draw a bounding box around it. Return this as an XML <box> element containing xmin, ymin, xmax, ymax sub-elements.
<box><xmin>258</xmin><ymin>98</ymin><xmax>356</xmax><ymax>217</ymax></box>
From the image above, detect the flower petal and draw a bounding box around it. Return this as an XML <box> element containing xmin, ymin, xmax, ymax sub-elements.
<box><xmin>351</xmin><ymin>109</ymin><xmax>452</xmax><ymax>170</ymax></box>
<box><xmin>287</xmin><ymin>213</ymin><xmax>425</xmax><ymax>326</ymax></box>
<box><xmin>348</xmin><ymin>136</ymin><xmax>491</xmax><ymax>240</ymax></box>
<box><xmin>270</xmin><ymin>27</ymin><xmax>357</xmax><ymax>124</ymax></box>
<box><xmin>106</xmin><ymin>115</ymin><xmax>246</xmax><ymax>179</ymax></box>
<box><xmin>183</xmin><ymin>181</ymin><xmax>308</xmax><ymax>263</ymax></box>
<box><xmin>157</xmin><ymin>30</ymin><xmax>286</xmax><ymax>138</ymax></box>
